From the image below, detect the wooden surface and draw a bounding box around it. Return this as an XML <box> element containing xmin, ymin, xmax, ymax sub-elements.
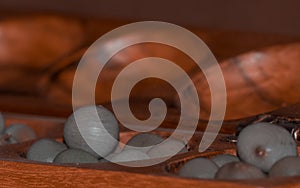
<box><xmin>0</xmin><ymin>13</ymin><xmax>299</xmax><ymax>187</ymax></box>
<box><xmin>0</xmin><ymin>14</ymin><xmax>299</xmax><ymax>120</ymax></box>
<box><xmin>187</xmin><ymin>42</ymin><xmax>300</xmax><ymax>119</ymax></box>
<box><xmin>1</xmin><ymin>160</ymin><xmax>299</xmax><ymax>188</ymax></box>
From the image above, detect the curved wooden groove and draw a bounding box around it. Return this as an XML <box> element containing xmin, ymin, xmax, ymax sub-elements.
<box><xmin>0</xmin><ymin>14</ymin><xmax>299</xmax><ymax>187</ymax></box>
<box><xmin>0</xmin><ymin>160</ymin><xmax>262</xmax><ymax>188</ymax></box>
<box><xmin>0</xmin><ymin>14</ymin><xmax>299</xmax><ymax>119</ymax></box>
<box><xmin>182</xmin><ymin>42</ymin><xmax>300</xmax><ymax>120</ymax></box>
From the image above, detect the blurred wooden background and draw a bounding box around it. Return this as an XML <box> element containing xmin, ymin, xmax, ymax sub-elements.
<box><xmin>0</xmin><ymin>1</ymin><xmax>299</xmax><ymax>120</ymax></box>
<box><xmin>0</xmin><ymin>0</ymin><xmax>299</xmax><ymax>36</ymax></box>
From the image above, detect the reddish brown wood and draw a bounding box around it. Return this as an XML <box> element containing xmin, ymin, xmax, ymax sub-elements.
<box><xmin>0</xmin><ymin>14</ymin><xmax>299</xmax><ymax>118</ymax></box>
<box><xmin>0</xmin><ymin>160</ymin><xmax>259</xmax><ymax>188</ymax></box>
<box><xmin>0</xmin><ymin>14</ymin><xmax>299</xmax><ymax>187</ymax></box>
<box><xmin>185</xmin><ymin>43</ymin><xmax>300</xmax><ymax>120</ymax></box>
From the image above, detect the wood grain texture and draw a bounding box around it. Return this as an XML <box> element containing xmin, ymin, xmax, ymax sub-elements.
<box><xmin>182</xmin><ymin>42</ymin><xmax>300</xmax><ymax>120</ymax></box>
<box><xmin>0</xmin><ymin>14</ymin><xmax>299</xmax><ymax>118</ymax></box>
<box><xmin>0</xmin><ymin>160</ymin><xmax>299</xmax><ymax>188</ymax></box>
<box><xmin>0</xmin><ymin>160</ymin><xmax>258</xmax><ymax>188</ymax></box>
<box><xmin>0</xmin><ymin>14</ymin><xmax>299</xmax><ymax>187</ymax></box>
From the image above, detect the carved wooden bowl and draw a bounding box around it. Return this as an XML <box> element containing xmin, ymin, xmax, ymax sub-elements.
<box><xmin>0</xmin><ymin>14</ymin><xmax>299</xmax><ymax>187</ymax></box>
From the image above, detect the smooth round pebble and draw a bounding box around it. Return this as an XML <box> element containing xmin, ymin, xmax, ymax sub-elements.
<box><xmin>211</xmin><ymin>154</ymin><xmax>240</xmax><ymax>167</ymax></box>
<box><xmin>4</xmin><ymin>123</ymin><xmax>36</xmax><ymax>143</ymax></box>
<box><xmin>64</xmin><ymin>105</ymin><xmax>119</xmax><ymax>158</ymax></box>
<box><xmin>237</xmin><ymin>123</ymin><xmax>297</xmax><ymax>172</ymax></box>
<box><xmin>124</xmin><ymin>132</ymin><xmax>164</xmax><ymax>152</ymax></box>
<box><xmin>147</xmin><ymin>138</ymin><xmax>188</xmax><ymax>159</ymax></box>
<box><xmin>215</xmin><ymin>162</ymin><xmax>266</xmax><ymax>180</ymax></box>
<box><xmin>54</xmin><ymin>148</ymin><xmax>99</xmax><ymax>163</ymax></box>
<box><xmin>178</xmin><ymin>157</ymin><xmax>218</xmax><ymax>179</ymax></box>
<box><xmin>269</xmin><ymin>156</ymin><xmax>300</xmax><ymax>177</ymax></box>
<box><xmin>27</xmin><ymin>139</ymin><xmax>67</xmax><ymax>163</ymax></box>
<box><xmin>110</xmin><ymin>149</ymin><xmax>150</xmax><ymax>162</ymax></box>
